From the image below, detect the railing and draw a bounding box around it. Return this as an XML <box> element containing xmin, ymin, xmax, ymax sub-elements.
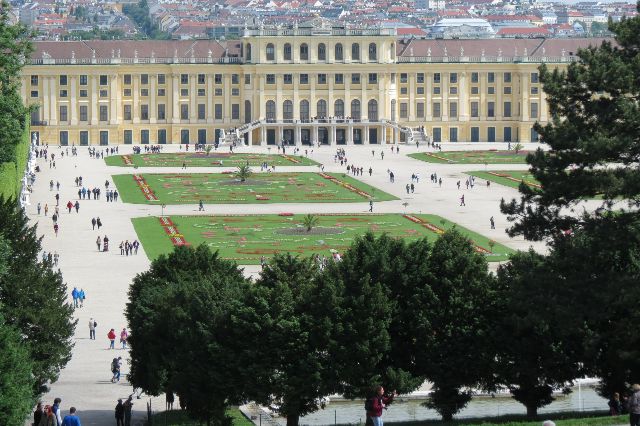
<box><xmin>397</xmin><ymin>55</ymin><xmax>577</xmax><ymax>64</ymax></box>
<box><xmin>27</xmin><ymin>56</ymin><xmax>243</xmax><ymax>66</ymax></box>
<box><xmin>241</xmin><ymin>27</ymin><xmax>397</xmax><ymax>37</ymax></box>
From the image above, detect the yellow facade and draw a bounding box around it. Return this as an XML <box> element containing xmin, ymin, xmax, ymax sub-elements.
<box><xmin>22</xmin><ymin>29</ymin><xmax>604</xmax><ymax>146</ymax></box>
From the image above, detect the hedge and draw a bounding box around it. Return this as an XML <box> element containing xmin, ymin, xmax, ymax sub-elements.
<box><xmin>0</xmin><ymin>124</ymin><xmax>30</xmax><ymax>200</ymax></box>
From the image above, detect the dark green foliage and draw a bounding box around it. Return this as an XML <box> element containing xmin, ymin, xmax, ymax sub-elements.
<box><xmin>0</xmin><ymin>196</ymin><xmax>75</xmax><ymax>395</ymax></box>
<box><xmin>123</xmin><ymin>0</ymin><xmax>170</xmax><ymax>40</ymax></box>
<box><xmin>0</xmin><ymin>314</ymin><xmax>35</xmax><ymax>426</ymax></box>
<box><xmin>126</xmin><ymin>245</ymin><xmax>249</xmax><ymax>425</ymax></box>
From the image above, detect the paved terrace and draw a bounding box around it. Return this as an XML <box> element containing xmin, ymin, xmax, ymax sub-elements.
<box><xmin>30</xmin><ymin>142</ymin><xmax>593</xmax><ymax>425</ymax></box>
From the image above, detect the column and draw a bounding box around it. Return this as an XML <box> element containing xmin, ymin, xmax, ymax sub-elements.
<box><xmin>293</xmin><ymin>76</ymin><xmax>299</xmax><ymax>119</ymax></box>
<box><xmin>190</xmin><ymin>74</ymin><xmax>197</xmax><ymax>122</ymax></box>
<box><xmin>426</xmin><ymin>74</ymin><xmax>432</xmax><ymax>119</ymax></box>
<box><xmin>207</xmin><ymin>74</ymin><xmax>214</xmax><ymax>123</ymax></box>
<box><xmin>347</xmin><ymin>121</ymin><xmax>353</xmax><ymax>144</ymax></box>
<box><xmin>247</xmin><ymin>130</ymin><xmax>253</xmax><ymax>146</ymax></box>
<box><xmin>223</xmin><ymin>74</ymin><xmax>231</xmax><ymax>123</ymax></box>
<box><xmin>133</xmin><ymin>74</ymin><xmax>140</xmax><ymax>124</ymax></box>
<box><xmin>497</xmin><ymin>72</ymin><xmax>504</xmax><ymax>120</ymax></box>
<box><xmin>275</xmin><ymin>75</ymin><xmax>283</xmax><ymax>121</ymax></box>
<box><xmin>49</xmin><ymin>76</ymin><xmax>58</xmax><ymax>125</ymax></box>
<box><xmin>90</xmin><ymin>75</ymin><xmax>98</xmax><ymax>125</ymax></box>
<box><xmin>310</xmin><ymin>75</ymin><xmax>316</xmax><ymax>117</ymax></box>
<box><xmin>313</xmin><ymin>126</ymin><xmax>318</xmax><ymax>145</ymax></box>
<box><xmin>259</xmin><ymin>75</ymin><xmax>265</xmax><ymax>120</ymax></box>
<box><xmin>394</xmin><ymin>127</ymin><xmax>400</xmax><ymax>144</ymax></box>
<box><xmin>381</xmin><ymin>125</ymin><xmax>386</xmax><ymax>144</ymax></box>
<box><xmin>344</xmin><ymin>77</ymin><xmax>351</xmax><ymax>117</ymax></box>
<box><xmin>171</xmin><ymin>74</ymin><xmax>179</xmax><ymax>123</ymax></box>
<box><xmin>360</xmin><ymin>73</ymin><xmax>366</xmax><ymax>118</ymax></box>
<box><xmin>520</xmin><ymin>72</ymin><xmax>529</xmax><ymax>121</ymax></box>
<box><xmin>364</xmin><ymin>125</ymin><xmax>369</xmax><ymax>144</ymax></box>
<box><xmin>150</xmin><ymin>74</ymin><xmax>157</xmax><ymax>123</ymax></box>
<box><xmin>43</xmin><ymin>77</ymin><xmax>50</xmax><ymax>123</ymax></box>
<box><xmin>330</xmin><ymin>125</ymin><xmax>336</xmax><ymax>145</ymax></box>
<box><xmin>442</xmin><ymin>73</ymin><xmax>449</xmax><ymax>121</ymax></box>
<box><xmin>409</xmin><ymin>73</ymin><xmax>415</xmax><ymax>121</ymax></box>
<box><xmin>110</xmin><ymin>74</ymin><xmax>118</xmax><ymax>125</ymax></box>
<box><xmin>261</xmin><ymin>126</ymin><xmax>266</xmax><ymax>146</ymax></box>
<box><xmin>70</xmin><ymin>76</ymin><xmax>78</xmax><ymax>125</ymax></box>
<box><xmin>459</xmin><ymin>71</ymin><xmax>468</xmax><ymax>121</ymax></box>
<box><xmin>328</xmin><ymin>77</ymin><xmax>334</xmax><ymax>116</ymax></box>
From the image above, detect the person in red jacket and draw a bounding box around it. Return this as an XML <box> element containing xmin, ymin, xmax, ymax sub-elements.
<box><xmin>366</xmin><ymin>386</ymin><xmax>396</xmax><ymax>426</ymax></box>
<box><xmin>107</xmin><ymin>329</ymin><xmax>116</xmax><ymax>349</ymax></box>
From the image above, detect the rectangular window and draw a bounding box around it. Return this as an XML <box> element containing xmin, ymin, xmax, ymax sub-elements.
<box><xmin>504</xmin><ymin>101</ymin><xmax>512</xmax><ymax>118</ymax></box>
<box><xmin>180</xmin><ymin>88</ymin><xmax>188</xmax><ymax>97</ymax></box>
<box><xmin>99</xmin><ymin>90</ymin><xmax>108</xmax><ymax>97</ymax></box>
<box><xmin>80</xmin><ymin>89</ymin><xmax>87</xmax><ymax>98</ymax></box>
<box><xmin>123</xmin><ymin>89</ymin><xmax>131</xmax><ymax>97</ymax></box>
<box><xmin>266</xmin><ymin>74</ymin><xmax>275</xmax><ymax>84</ymax></box>
<box><xmin>99</xmin><ymin>105</ymin><xmax>108</xmax><ymax>121</ymax></box>
<box><xmin>416</xmin><ymin>102</ymin><xmax>424</xmax><ymax>118</ymax></box>
<box><xmin>318</xmin><ymin>74</ymin><xmax>327</xmax><ymax>84</ymax></box>
<box><xmin>124</xmin><ymin>130</ymin><xmax>132</xmax><ymax>145</ymax></box>
<box><xmin>471</xmin><ymin>72</ymin><xmax>479</xmax><ymax>83</ymax></box>
<box><xmin>141</xmin><ymin>88</ymin><xmax>149</xmax><ymax>97</ymax></box>
<box><xmin>198</xmin><ymin>129</ymin><xmax>207</xmax><ymax>144</ymax></box>
<box><xmin>401</xmin><ymin>87</ymin><xmax>408</xmax><ymax>95</ymax></box>
<box><xmin>530</xmin><ymin>102</ymin><xmax>539</xmax><ymax>119</ymax></box>
<box><xmin>450</xmin><ymin>72</ymin><xmax>458</xmax><ymax>84</ymax></box>
<box><xmin>79</xmin><ymin>131</ymin><xmax>88</xmax><ymax>146</ymax></box>
<box><xmin>232</xmin><ymin>74</ymin><xmax>239</xmax><ymax>84</ymax></box>
<box><xmin>503</xmin><ymin>72</ymin><xmax>512</xmax><ymax>83</ymax></box>
<box><xmin>351</xmin><ymin>73</ymin><xmax>360</xmax><ymax>84</ymax></box>
<box><xmin>487</xmin><ymin>86</ymin><xmax>495</xmax><ymax>95</ymax></box>
<box><xmin>141</xmin><ymin>74</ymin><xmax>148</xmax><ymax>85</ymax></box>
<box><xmin>197</xmin><ymin>88</ymin><xmax>205</xmax><ymax>97</ymax></box>
<box><xmin>181</xmin><ymin>74</ymin><xmax>188</xmax><ymax>84</ymax></box>
<box><xmin>100</xmin><ymin>131</ymin><xmax>108</xmax><ymax>146</ymax></box>
<box><xmin>400</xmin><ymin>73</ymin><xmax>408</xmax><ymax>83</ymax></box>
<box><xmin>124</xmin><ymin>74</ymin><xmax>131</xmax><ymax>85</ymax></box>
<box><xmin>284</xmin><ymin>74</ymin><xmax>293</xmax><ymax>84</ymax></box>
<box><xmin>471</xmin><ymin>86</ymin><xmax>479</xmax><ymax>95</ymax></box>
<box><xmin>59</xmin><ymin>90</ymin><xmax>68</xmax><ymax>98</ymax></box>
<box><xmin>79</xmin><ymin>75</ymin><xmax>87</xmax><ymax>86</ymax></box>
<box><xmin>141</xmin><ymin>130</ymin><xmax>149</xmax><ymax>144</ymax></box>
<box><xmin>433</xmin><ymin>73</ymin><xmax>441</xmax><ymax>83</ymax></box>
<box><xmin>449</xmin><ymin>127</ymin><xmax>458</xmax><ymax>142</ymax></box>
<box><xmin>433</xmin><ymin>102</ymin><xmax>441</xmax><ymax>118</ymax></box>
<box><xmin>59</xmin><ymin>131</ymin><xmax>68</xmax><ymax>146</ymax></box>
<box><xmin>198</xmin><ymin>104</ymin><xmax>206</xmax><ymax>120</ymax></box>
<box><xmin>531</xmin><ymin>72</ymin><xmax>539</xmax><ymax>83</ymax></box>
<box><xmin>158</xmin><ymin>129</ymin><xmax>167</xmax><ymax>144</ymax></box>
<box><xmin>100</xmin><ymin>75</ymin><xmax>108</xmax><ymax>86</ymax></box>
<box><xmin>488</xmin><ymin>102</ymin><xmax>495</xmax><ymax>117</ymax></box>
<box><xmin>60</xmin><ymin>75</ymin><xmax>68</xmax><ymax>86</ymax></box>
<box><xmin>245</xmin><ymin>75</ymin><xmax>251</xmax><ymax>85</ymax></box>
<box><xmin>504</xmin><ymin>127</ymin><xmax>512</xmax><ymax>142</ymax></box>
<box><xmin>214</xmin><ymin>88</ymin><xmax>222</xmax><ymax>96</ymax></box>
<box><xmin>232</xmin><ymin>104</ymin><xmax>239</xmax><ymax>120</ymax></box>
<box><xmin>59</xmin><ymin>106</ymin><xmax>68</xmax><ymax>122</ymax></box>
<box><xmin>79</xmin><ymin>105</ymin><xmax>88</xmax><ymax>122</ymax></box>
<box><xmin>450</xmin><ymin>87</ymin><xmax>458</xmax><ymax>95</ymax></box>
<box><xmin>215</xmin><ymin>74</ymin><xmax>222</xmax><ymax>84</ymax></box>
<box><xmin>141</xmin><ymin>104</ymin><xmax>149</xmax><ymax>120</ymax></box>
<box><xmin>124</xmin><ymin>105</ymin><xmax>132</xmax><ymax>120</ymax></box>
<box><xmin>180</xmin><ymin>104</ymin><xmax>189</xmax><ymax>120</ymax></box>
<box><xmin>157</xmin><ymin>74</ymin><xmax>165</xmax><ymax>85</ymax></box>
<box><xmin>181</xmin><ymin>129</ymin><xmax>190</xmax><ymax>144</ymax></box>
<box><xmin>531</xmin><ymin>86</ymin><xmax>539</xmax><ymax>95</ymax></box>
<box><xmin>449</xmin><ymin>102</ymin><xmax>458</xmax><ymax>118</ymax></box>
<box><xmin>417</xmin><ymin>73</ymin><xmax>424</xmax><ymax>83</ymax></box>
<box><xmin>433</xmin><ymin>86</ymin><xmax>441</xmax><ymax>95</ymax></box>
<box><xmin>400</xmin><ymin>102</ymin><xmax>408</xmax><ymax>119</ymax></box>
<box><xmin>368</xmin><ymin>73</ymin><xmax>377</xmax><ymax>84</ymax></box>
<box><xmin>488</xmin><ymin>72</ymin><xmax>495</xmax><ymax>83</ymax></box>
<box><xmin>198</xmin><ymin>74</ymin><xmax>206</xmax><ymax>84</ymax></box>
<box><xmin>503</xmin><ymin>86</ymin><xmax>512</xmax><ymax>95</ymax></box>
<box><xmin>157</xmin><ymin>104</ymin><xmax>166</xmax><ymax>120</ymax></box>
<box><xmin>335</xmin><ymin>73</ymin><xmax>344</xmax><ymax>84</ymax></box>
<box><xmin>231</xmin><ymin>88</ymin><xmax>239</xmax><ymax>96</ymax></box>
<box><xmin>488</xmin><ymin>127</ymin><xmax>496</xmax><ymax>142</ymax></box>
<box><xmin>471</xmin><ymin>102</ymin><xmax>479</xmax><ymax>118</ymax></box>
<box><xmin>417</xmin><ymin>87</ymin><xmax>424</xmax><ymax>95</ymax></box>
<box><xmin>432</xmin><ymin>128</ymin><xmax>441</xmax><ymax>143</ymax></box>
<box><xmin>471</xmin><ymin>127</ymin><xmax>479</xmax><ymax>142</ymax></box>
<box><xmin>215</xmin><ymin>104</ymin><xmax>222</xmax><ymax>120</ymax></box>
<box><xmin>30</xmin><ymin>90</ymin><xmax>38</xmax><ymax>97</ymax></box>
<box><xmin>300</xmin><ymin>74</ymin><xmax>309</xmax><ymax>84</ymax></box>
<box><xmin>31</xmin><ymin>75</ymin><xmax>38</xmax><ymax>85</ymax></box>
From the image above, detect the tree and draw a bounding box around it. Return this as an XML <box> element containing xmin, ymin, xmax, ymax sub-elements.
<box><xmin>235</xmin><ymin>164</ymin><xmax>252</xmax><ymax>182</ymax></box>
<box><xmin>302</xmin><ymin>214</ymin><xmax>319</xmax><ymax>232</ymax></box>
<box><xmin>205</xmin><ymin>145</ymin><xmax>213</xmax><ymax>156</ymax></box>
<box><xmin>414</xmin><ymin>230</ymin><xmax>497</xmax><ymax>421</ymax></box>
<box><xmin>0</xmin><ymin>196</ymin><xmax>75</xmax><ymax>395</ymax></box>
<box><xmin>239</xmin><ymin>254</ymin><xmax>340</xmax><ymax>426</ymax></box>
<box><xmin>512</xmin><ymin>142</ymin><xmax>523</xmax><ymax>154</ymax></box>
<box><xmin>500</xmin><ymin>9</ymin><xmax>640</xmax><ymax>240</ymax></box>
<box><xmin>494</xmin><ymin>249</ymin><xmax>583</xmax><ymax>418</ymax></box>
<box><xmin>127</xmin><ymin>245</ymin><xmax>249</xmax><ymax>425</ymax></box>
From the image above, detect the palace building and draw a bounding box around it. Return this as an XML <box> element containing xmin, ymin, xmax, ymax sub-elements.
<box><xmin>22</xmin><ymin>23</ymin><xmax>608</xmax><ymax>146</ymax></box>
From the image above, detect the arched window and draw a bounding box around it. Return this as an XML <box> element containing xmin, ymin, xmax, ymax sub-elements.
<box><xmin>300</xmin><ymin>100</ymin><xmax>309</xmax><ymax>121</ymax></box>
<box><xmin>266</xmin><ymin>43</ymin><xmax>275</xmax><ymax>61</ymax></box>
<box><xmin>318</xmin><ymin>43</ymin><xmax>326</xmax><ymax>61</ymax></box>
<box><xmin>284</xmin><ymin>43</ymin><xmax>292</xmax><ymax>61</ymax></box>
<box><xmin>266</xmin><ymin>100</ymin><xmax>276</xmax><ymax>121</ymax></box>
<box><xmin>351</xmin><ymin>99</ymin><xmax>361</xmax><ymax>119</ymax></box>
<box><xmin>335</xmin><ymin>43</ymin><xmax>343</xmax><ymax>61</ymax></box>
<box><xmin>368</xmin><ymin>99</ymin><xmax>378</xmax><ymax>121</ymax></box>
<box><xmin>283</xmin><ymin>100</ymin><xmax>293</xmax><ymax>121</ymax></box>
<box><xmin>317</xmin><ymin>99</ymin><xmax>327</xmax><ymax>118</ymax></box>
<box><xmin>351</xmin><ymin>43</ymin><xmax>360</xmax><ymax>61</ymax></box>
<box><xmin>368</xmin><ymin>43</ymin><xmax>377</xmax><ymax>61</ymax></box>
<box><xmin>300</xmin><ymin>43</ymin><xmax>309</xmax><ymax>60</ymax></box>
<box><xmin>334</xmin><ymin>99</ymin><xmax>344</xmax><ymax>118</ymax></box>
<box><xmin>246</xmin><ymin>43</ymin><xmax>252</xmax><ymax>61</ymax></box>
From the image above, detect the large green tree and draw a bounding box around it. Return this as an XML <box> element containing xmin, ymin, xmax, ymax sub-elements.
<box><xmin>127</xmin><ymin>245</ymin><xmax>249</xmax><ymax>425</ymax></box>
<box><xmin>501</xmin><ymin>5</ymin><xmax>640</xmax><ymax>240</ymax></box>
<box><xmin>239</xmin><ymin>254</ymin><xmax>340</xmax><ymax>426</ymax></box>
<box><xmin>0</xmin><ymin>196</ymin><xmax>75</xmax><ymax>395</ymax></box>
<box><xmin>494</xmin><ymin>250</ymin><xmax>583</xmax><ymax>418</ymax></box>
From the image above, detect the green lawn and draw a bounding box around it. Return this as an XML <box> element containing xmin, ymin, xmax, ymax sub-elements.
<box><xmin>408</xmin><ymin>151</ymin><xmax>530</xmax><ymax>164</ymax></box>
<box><xmin>132</xmin><ymin>213</ymin><xmax>514</xmax><ymax>264</ymax></box>
<box><xmin>150</xmin><ymin>408</ymin><xmax>253</xmax><ymax>426</ymax></box>
<box><xmin>467</xmin><ymin>170</ymin><xmax>539</xmax><ymax>190</ymax></box>
<box><xmin>112</xmin><ymin>172</ymin><xmax>397</xmax><ymax>204</ymax></box>
<box><xmin>105</xmin><ymin>152</ymin><xmax>319</xmax><ymax>167</ymax></box>
<box><xmin>387</xmin><ymin>412</ymin><xmax>625</xmax><ymax>426</ymax></box>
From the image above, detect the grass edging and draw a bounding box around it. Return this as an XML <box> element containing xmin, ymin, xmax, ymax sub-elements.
<box><xmin>149</xmin><ymin>408</ymin><xmax>253</xmax><ymax>426</ymax></box>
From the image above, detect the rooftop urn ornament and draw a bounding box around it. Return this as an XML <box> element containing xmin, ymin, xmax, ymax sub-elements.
<box><xmin>72</xmin><ymin>51</ymin><xmax>75</xmax><ymax>59</ymax></box>
<box><xmin>427</xmin><ymin>47</ymin><xmax>431</xmax><ymax>57</ymax></box>
<box><xmin>117</xmin><ymin>49</ymin><xmax>121</xmax><ymax>58</ymax></box>
<box><xmin>208</xmin><ymin>49</ymin><xmax>212</xmax><ymax>60</ymax></box>
<box><xmin>498</xmin><ymin>48</ymin><xmax>502</xmax><ymax>58</ymax></box>
<box><xmin>111</xmin><ymin>49</ymin><xmax>114</xmax><ymax>58</ymax></box>
<box><xmin>542</xmin><ymin>47</ymin><xmax>546</xmax><ymax>55</ymax></box>
<box><xmin>561</xmin><ymin>48</ymin><xmax>566</xmax><ymax>58</ymax></box>
<box><xmin>515</xmin><ymin>46</ymin><xmax>518</xmax><ymax>56</ymax></box>
<box><xmin>410</xmin><ymin>47</ymin><xmax>414</xmax><ymax>56</ymax></box>
<box><xmin>134</xmin><ymin>49</ymin><xmax>138</xmax><ymax>59</ymax></box>
<box><xmin>524</xmin><ymin>47</ymin><xmax>528</xmax><ymax>57</ymax></box>
<box><xmin>460</xmin><ymin>46</ymin><xmax>464</xmax><ymax>56</ymax></box>
<box><xmin>443</xmin><ymin>46</ymin><xmax>448</xmax><ymax>56</ymax></box>
<box><xmin>151</xmin><ymin>50</ymin><xmax>155</xmax><ymax>59</ymax></box>
<box><xmin>91</xmin><ymin>49</ymin><xmax>96</xmax><ymax>59</ymax></box>
<box><xmin>481</xmin><ymin>48</ymin><xmax>485</xmax><ymax>57</ymax></box>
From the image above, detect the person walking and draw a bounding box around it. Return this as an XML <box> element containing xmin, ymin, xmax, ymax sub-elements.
<box><xmin>115</xmin><ymin>399</ymin><xmax>125</xmax><ymax>426</ymax></box>
<box><xmin>365</xmin><ymin>386</ymin><xmax>396</xmax><ymax>426</ymax></box>
<box><xmin>54</xmin><ymin>223</ymin><xmax>59</xmax><ymax>237</ymax></box>
<box><xmin>460</xmin><ymin>194</ymin><xmax>466</xmax><ymax>207</ymax></box>
<box><xmin>199</xmin><ymin>200</ymin><xmax>204</xmax><ymax>211</ymax></box>
<box><xmin>96</xmin><ymin>236</ymin><xmax>102</xmax><ymax>251</ymax></box>
<box><xmin>37</xmin><ymin>202</ymin><xmax>41</xmax><ymax>215</ymax></box>
<box><xmin>108</xmin><ymin>328</ymin><xmax>116</xmax><ymax>349</ymax></box>
<box><xmin>89</xmin><ymin>318</ymin><xmax>96</xmax><ymax>340</ymax></box>
<box><xmin>78</xmin><ymin>288</ymin><xmax>85</xmax><ymax>307</ymax></box>
<box><xmin>91</xmin><ymin>218</ymin><xmax>96</xmax><ymax>230</ymax></box>
<box><xmin>111</xmin><ymin>357</ymin><xmax>122</xmax><ymax>382</ymax></box>
<box><xmin>71</xmin><ymin>287</ymin><xmax>79</xmax><ymax>308</ymax></box>
<box><xmin>490</xmin><ymin>216</ymin><xmax>495</xmax><ymax>229</ymax></box>
<box><xmin>52</xmin><ymin>398</ymin><xmax>63</xmax><ymax>426</ymax></box>
<box><xmin>44</xmin><ymin>204</ymin><xmax>49</xmax><ymax>216</ymax></box>
<box><xmin>123</xmin><ymin>397</ymin><xmax>133</xmax><ymax>426</ymax></box>
<box><xmin>61</xmin><ymin>407</ymin><xmax>81</xmax><ymax>426</ymax></box>
<box><xmin>74</xmin><ymin>201</ymin><xmax>80</xmax><ymax>213</ymax></box>
<box><xmin>628</xmin><ymin>383</ymin><xmax>640</xmax><ymax>426</ymax></box>
<box><xmin>66</xmin><ymin>200</ymin><xmax>73</xmax><ymax>213</ymax></box>
<box><xmin>369</xmin><ymin>200</ymin><xmax>373</xmax><ymax>212</ymax></box>
<box><xmin>34</xmin><ymin>402</ymin><xmax>45</xmax><ymax>426</ymax></box>
<box><xmin>120</xmin><ymin>328</ymin><xmax>128</xmax><ymax>349</ymax></box>
<box><xmin>96</xmin><ymin>217</ymin><xmax>102</xmax><ymax>229</ymax></box>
